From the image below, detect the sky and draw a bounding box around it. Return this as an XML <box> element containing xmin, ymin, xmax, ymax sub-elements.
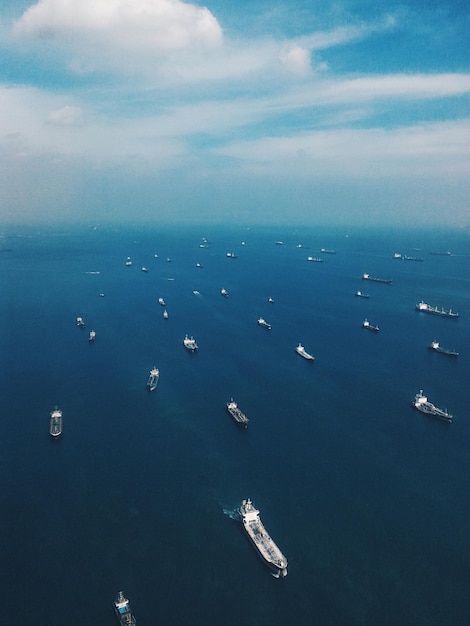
<box><xmin>0</xmin><ymin>0</ymin><xmax>469</xmax><ymax>227</ymax></box>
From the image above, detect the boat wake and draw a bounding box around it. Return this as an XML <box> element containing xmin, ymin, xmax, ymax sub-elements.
<box><xmin>223</xmin><ymin>507</ymin><xmax>241</xmax><ymax>521</ymax></box>
<box><xmin>85</xmin><ymin>271</ymin><xmax>100</xmax><ymax>274</ymax></box>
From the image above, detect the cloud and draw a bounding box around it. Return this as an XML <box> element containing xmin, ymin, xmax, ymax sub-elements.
<box><xmin>47</xmin><ymin>105</ymin><xmax>83</xmax><ymax>126</ymax></box>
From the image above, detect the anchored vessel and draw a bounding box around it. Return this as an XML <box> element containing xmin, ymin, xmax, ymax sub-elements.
<box><xmin>125</xmin><ymin>257</ymin><xmax>132</xmax><ymax>266</ymax></box>
<box><xmin>49</xmin><ymin>407</ymin><xmax>63</xmax><ymax>437</ymax></box>
<box><xmin>221</xmin><ymin>288</ymin><xmax>229</xmax><ymax>297</ymax></box>
<box><xmin>362</xmin><ymin>319</ymin><xmax>379</xmax><ymax>332</ymax></box>
<box><xmin>239</xmin><ymin>499</ymin><xmax>288</xmax><ymax>578</ymax></box>
<box><xmin>428</xmin><ymin>341</ymin><xmax>458</xmax><ymax>357</ymax></box>
<box><xmin>76</xmin><ymin>316</ymin><xmax>85</xmax><ymax>327</ymax></box>
<box><xmin>412</xmin><ymin>390</ymin><xmax>452</xmax><ymax>422</ymax></box>
<box><xmin>147</xmin><ymin>367</ymin><xmax>159</xmax><ymax>391</ymax></box>
<box><xmin>158</xmin><ymin>297</ymin><xmax>166</xmax><ymax>306</ymax></box>
<box><xmin>415</xmin><ymin>301</ymin><xmax>458</xmax><ymax>318</ymax></box>
<box><xmin>355</xmin><ymin>291</ymin><xmax>369</xmax><ymax>298</ymax></box>
<box><xmin>362</xmin><ymin>273</ymin><xmax>393</xmax><ymax>284</ymax></box>
<box><xmin>320</xmin><ymin>248</ymin><xmax>336</xmax><ymax>254</ymax></box>
<box><xmin>258</xmin><ymin>317</ymin><xmax>271</xmax><ymax>330</ymax></box>
<box><xmin>226</xmin><ymin>400</ymin><xmax>249</xmax><ymax>426</ymax></box>
<box><xmin>183</xmin><ymin>335</ymin><xmax>199</xmax><ymax>351</ymax></box>
<box><xmin>88</xmin><ymin>330</ymin><xmax>96</xmax><ymax>342</ymax></box>
<box><xmin>163</xmin><ymin>309</ymin><xmax>169</xmax><ymax>319</ymax></box>
<box><xmin>307</xmin><ymin>256</ymin><xmax>323</xmax><ymax>262</ymax></box>
<box><xmin>114</xmin><ymin>591</ymin><xmax>136</xmax><ymax>626</ymax></box>
<box><xmin>296</xmin><ymin>343</ymin><xmax>314</xmax><ymax>360</ymax></box>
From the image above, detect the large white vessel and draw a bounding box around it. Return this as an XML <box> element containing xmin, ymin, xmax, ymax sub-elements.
<box><xmin>49</xmin><ymin>407</ymin><xmax>63</xmax><ymax>437</ymax></box>
<box><xmin>412</xmin><ymin>391</ymin><xmax>452</xmax><ymax>422</ymax></box>
<box><xmin>415</xmin><ymin>301</ymin><xmax>458</xmax><ymax>318</ymax></box>
<box><xmin>183</xmin><ymin>335</ymin><xmax>199</xmax><ymax>351</ymax></box>
<box><xmin>226</xmin><ymin>400</ymin><xmax>249</xmax><ymax>427</ymax></box>
<box><xmin>295</xmin><ymin>343</ymin><xmax>314</xmax><ymax>360</ymax></box>
<box><xmin>147</xmin><ymin>367</ymin><xmax>159</xmax><ymax>391</ymax></box>
<box><xmin>257</xmin><ymin>317</ymin><xmax>271</xmax><ymax>330</ymax></box>
<box><xmin>239</xmin><ymin>499</ymin><xmax>288</xmax><ymax>578</ymax></box>
<box><xmin>114</xmin><ymin>591</ymin><xmax>136</xmax><ymax>625</ymax></box>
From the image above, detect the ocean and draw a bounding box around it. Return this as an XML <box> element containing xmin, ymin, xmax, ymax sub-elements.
<box><xmin>0</xmin><ymin>223</ymin><xmax>469</xmax><ymax>626</ymax></box>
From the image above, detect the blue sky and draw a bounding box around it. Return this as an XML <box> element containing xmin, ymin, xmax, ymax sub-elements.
<box><xmin>1</xmin><ymin>0</ymin><xmax>469</xmax><ymax>226</ymax></box>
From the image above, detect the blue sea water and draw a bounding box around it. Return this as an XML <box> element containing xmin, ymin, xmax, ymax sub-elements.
<box><xmin>0</xmin><ymin>223</ymin><xmax>469</xmax><ymax>626</ymax></box>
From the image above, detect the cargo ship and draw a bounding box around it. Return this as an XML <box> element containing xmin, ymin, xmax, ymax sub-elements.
<box><xmin>114</xmin><ymin>591</ymin><xmax>136</xmax><ymax>625</ymax></box>
<box><xmin>295</xmin><ymin>343</ymin><xmax>314</xmax><ymax>360</ymax></box>
<box><xmin>226</xmin><ymin>400</ymin><xmax>249</xmax><ymax>426</ymax></box>
<box><xmin>415</xmin><ymin>301</ymin><xmax>458</xmax><ymax>318</ymax></box>
<box><xmin>362</xmin><ymin>273</ymin><xmax>393</xmax><ymax>284</ymax></box>
<box><xmin>355</xmin><ymin>291</ymin><xmax>369</xmax><ymax>298</ymax></box>
<box><xmin>362</xmin><ymin>319</ymin><xmax>379</xmax><ymax>332</ymax></box>
<box><xmin>257</xmin><ymin>317</ymin><xmax>271</xmax><ymax>329</ymax></box>
<box><xmin>239</xmin><ymin>499</ymin><xmax>288</xmax><ymax>578</ymax></box>
<box><xmin>76</xmin><ymin>316</ymin><xmax>85</xmax><ymax>327</ymax></box>
<box><xmin>221</xmin><ymin>288</ymin><xmax>229</xmax><ymax>297</ymax></box>
<box><xmin>147</xmin><ymin>367</ymin><xmax>160</xmax><ymax>391</ymax></box>
<box><xmin>49</xmin><ymin>407</ymin><xmax>63</xmax><ymax>437</ymax></box>
<box><xmin>307</xmin><ymin>256</ymin><xmax>323</xmax><ymax>263</ymax></box>
<box><xmin>412</xmin><ymin>391</ymin><xmax>452</xmax><ymax>422</ymax></box>
<box><xmin>428</xmin><ymin>341</ymin><xmax>458</xmax><ymax>357</ymax></box>
<box><xmin>88</xmin><ymin>330</ymin><xmax>96</xmax><ymax>342</ymax></box>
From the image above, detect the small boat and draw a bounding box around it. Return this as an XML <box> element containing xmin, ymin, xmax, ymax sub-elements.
<box><xmin>295</xmin><ymin>343</ymin><xmax>314</xmax><ymax>360</ymax></box>
<box><xmin>226</xmin><ymin>399</ymin><xmax>249</xmax><ymax>427</ymax></box>
<box><xmin>125</xmin><ymin>257</ymin><xmax>132</xmax><ymax>266</ymax></box>
<box><xmin>355</xmin><ymin>291</ymin><xmax>369</xmax><ymax>298</ymax></box>
<box><xmin>412</xmin><ymin>390</ymin><xmax>452</xmax><ymax>422</ymax></box>
<box><xmin>362</xmin><ymin>319</ymin><xmax>379</xmax><ymax>332</ymax></box>
<box><xmin>226</xmin><ymin>252</ymin><xmax>238</xmax><ymax>258</ymax></box>
<box><xmin>49</xmin><ymin>407</ymin><xmax>63</xmax><ymax>437</ymax></box>
<box><xmin>268</xmin><ymin>297</ymin><xmax>274</xmax><ymax>303</ymax></box>
<box><xmin>158</xmin><ymin>297</ymin><xmax>166</xmax><ymax>306</ymax></box>
<box><xmin>274</xmin><ymin>241</ymin><xmax>283</xmax><ymax>245</ymax></box>
<box><xmin>99</xmin><ymin>293</ymin><xmax>105</xmax><ymax>297</ymax></box>
<box><xmin>196</xmin><ymin>263</ymin><xmax>202</xmax><ymax>268</ymax></box>
<box><xmin>258</xmin><ymin>317</ymin><xmax>271</xmax><ymax>330</ymax></box>
<box><xmin>76</xmin><ymin>316</ymin><xmax>85</xmax><ymax>327</ymax></box>
<box><xmin>221</xmin><ymin>288</ymin><xmax>228</xmax><ymax>297</ymax></box>
<box><xmin>428</xmin><ymin>341</ymin><xmax>458</xmax><ymax>357</ymax></box>
<box><xmin>163</xmin><ymin>309</ymin><xmax>169</xmax><ymax>319</ymax></box>
<box><xmin>415</xmin><ymin>301</ymin><xmax>458</xmax><ymax>318</ymax></box>
<box><xmin>147</xmin><ymin>367</ymin><xmax>159</xmax><ymax>391</ymax></box>
<box><xmin>88</xmin><ymin>330</ymin><xmax>96</xmax><ymax>342</ymax></box>
<box><xmin>114</xmin><ymin>591</ymin><xmax>136</xmax><ymax>626</ymax></box>
<box><xmin>183</xmin><ymin>335</ymin><xmax>199</xmax><ymax>351</ymax></box>
<box><xmin>141</xmin><ymin>266</ymin><xmax>148</xmax><ymax>272</ymax></box>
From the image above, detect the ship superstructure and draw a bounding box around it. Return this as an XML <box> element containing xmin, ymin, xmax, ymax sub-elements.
<box><xmin>239</xmin><ymin>499</ymin><xmax>287</xmax><ymax>578</ymax></box>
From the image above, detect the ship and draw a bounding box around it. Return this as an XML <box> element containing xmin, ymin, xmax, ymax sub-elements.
<box><xmin>257</xmin><ymin>317</ymin><xmax>271</xmax><ymax>329</ymax></box>
<box><xmin>183</xmin><ymin>335</ymin><xmax>199</xmax><ymax>351</ymax></box>
<box><xmin>295</xmin><ymin>343</ymin><xmax>314</xmax><ymax>360</ymax></box>
<box><xmin>221</xmin><ymin>288</ymin><xmax>229</xmax><ymax>297</ymax></box>
<box><xmin>88</xmin><ymin>330</ymin><xmax>96</xmax><ymax>342</ymax></box>
<box><xmin>320</xmin><ymin>248</ymin><xmax>336</xmax><ymax>254</ymax></box>
<box><xmin>76</xmin><ymin>316</ymin><xmax>85</xmax><ymax>327</ymax></box>
<box><xmin>415</xmin><ymin>301</ymin><xmax>458</xmax><ymax>318</ymax></box>
<box><xmin>430</xmin><ymin>251</ymin><xmax>451</xmax><ymax>256</ymax></box>
<box><xmin>163</xmin><ymin>309</ymin><xmax>169</xmax><ymax>319</ymax></box>
<box><xmin>355</xmin><ymin>291</ymin><xmax>369</xmax><ymax>298</ymax></box>
<box><xmin>147</xmin><ymin>367</ymin><xmax>159</xmax><ymax>391</ymax></box>
<box><xmin>226</xmin><ymin>399</ymin><xmax>249</xmax><ymax>426</ymax></box>
<box><xmin>362</xmin><ymin>273</ymin><xmax>393</xmax><ymax>284</ymax></box>
<box><xmin>158</xmin><ymin>297</ymin><xmax>166</xmax><ymax>306</ymax></box>
<box><xmin>114</xmin><ymin>591</ymin><xmax>136</xmax><ymax>626</ymax></box>
<box><xmin>412</xmin><ymin>390</ymin><xmax>452</xmax><ymax>422</ymax></box>
<box><xmin>307</xmin><ymin>256</ymin><xmax>323</xmax><ymax>262</ymax></box>
<box><xmin>49</xmin><ymin>407</ymin><xmax>63</xmax><ymax>437</ymax></box>
<box><xmin>125</xmin><ymin>257</ymin><xmax>132</xmax><ymax>266</ymax></box>
<box><xmin>428</xmin><ymin>341</ymin><xmax>458</xmax><ymax>357</ymax></box>
<box><xmin>268</xmin><ymin>297</ymin><xmax>274</xmax><ymax>303</ymax></box>
<box><xmin>239</xmin><ymin>499</ymin><xmax>288</xmax><ymax>578</ymax></box>
<box><xmin>141</xmin><ymin>266</ymin><xmax>148</xmax><ymax>272</ymax></box>
<box><xmin>362</xmin><ymin>319</ymin><xmax>379</xmax><ymax>332</ymax></box>
<box><xmin>226</xmin><ymin>252</ymin><xmax>238</xmax><ymax>258</ymax></box>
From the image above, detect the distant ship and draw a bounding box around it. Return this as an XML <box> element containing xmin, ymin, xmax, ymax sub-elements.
<box><xmin>393</xmin><ymin>253</ymin><xmax>423</xmax><ymax>261</ymax></box>
<box><xmin>362</xmin><ymin>273</ymin><xmax>393</xmax><ymax>284</ymax></box>
<box><xmin>362</xmin><ymin>319</ymin><xmax>379</xmax><ymax>332</ymax></box>
<box><xmin>226</xmin><ymin>400</ymin><xmax>249</xmax><ymax>427</ymax></box>
<box><xmin>76</xmin><ymin>316</ymin><xmax>85</xmax><ymax>327</ymax></box>
<box><xmin>114</xmin><ymin>591</ymin><xmax>136</xmax><ymax>626</ymax></box>
<box><xmin>428</xmin><ymin>341</ymin><xmax>458</xmax><ymax>357</ymax></box>
<box><xmin>226</xmin><ymin>252</ymin><xmax>238</xmax><ymax>258</ymax></box>
<box><xmin>88</xmin><ymin>330</ymin><xmax>96</xmax><ymax>342</ymax></box>
<box><xmin>320</xmin><ymin>248</ymin><xmax>336</xmax><ymax>254</ymax></box>
<box><xmin>158</xmin><ymin>297</ymin><xmax>166</xmax><ymax>306</ymax></box>
<box><xmin>257</xmin><ymin>317</ymin><xmax>271</xmax><ymax>330</ymax></box>
<box><xmin>355</xmin><ymin>291</ymin><xmax>369</xmax><ymax>298</ymax></box>
<box><xmin>125</xmin><ymin>257</ymin><xmax>132</xmax><ymax>266</ymax></box>
<box><xmin>268</xmin><ymin>297</ymin><xmax>274</xmax><ymax>303</ymax></box>
<box><xmin>415</xmin><ymin>301</ymin><xmax>458</xmax><ymax>318</ymax></box>
<box><xmin>274</xmin><ymin>241</ymin><xmax>283</xmax><ymax>245</ymax></box>
<box><xmin>295</xmin><ymin>343</ymin><xmax>314</xmax><ymax>360</ymax></box>
<box><xmin>141</xmin><ymin>266</ymin><xmax>148</xmax><ymax>272</ymax></box>
<box><xmin>307</xmin><ymin>256</ymin><xmax>323</xmax><ymax>263</ymax></box>
<box><xmin>49</xmin><ymin>407</ymin><xmax>62</xmax><ymax>437</ymax></box>
<box><xmin>221</xmin><ymin>288</ymin><xmax>228</xmax><ymax>297</ymax></box>
<box><xmin>183</xmin><ymin>335</ymin><xmax>199</xmax><ymax>351</ymax></box>
<box><xmin>163</xmin><ymin>309</ymin><xmax>169</xmax><ymax>319</ymax></box>
<box><xmin>430</xmin><ymin>251</ymin><xmax>451</xmax><ymax>256</ymax></box>
<box><xmin>239</xmin><ymin>499</ymin><xmax>288</xmax><ymax>578</ymax></box>
<box><xmin>412</xmin><ymin>391</ymin><xmax>452</xmax><ymax>422</ymax></box>
<box><xmin>147</xmin><ymin>367</ymin><xmax>160</xmax><ymax>391</ymax></box>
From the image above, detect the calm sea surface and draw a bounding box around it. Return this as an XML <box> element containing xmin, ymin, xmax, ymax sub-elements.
<box><xmin>0</xmin><ymin>224</ymin><xmax>469</xmax><ymax>626</ymax></box>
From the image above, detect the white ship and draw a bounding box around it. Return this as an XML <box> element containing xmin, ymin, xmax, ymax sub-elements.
<box><xmin>158</xmin><ymin>297</ymin><xmax>166</xmax><ymax>306</ymax></box>
<box><xmin>257</xmin><ymin>317</ymin><xmax>271</xmax><ymax>330</ymax></box>
<box><xmin>163</xmin><ymin>309</ymin><xmax>169</xmax><ymax>319</ymax></box>
<box><xmin>226</xmin><ymin>400</ymin><xmax>249</xmax><ymax>426</ymax></box>
<box><xmin>221</xmin><ymin>288</ymin><xmax>228</xmax><ymax>297</ymax></box>
<box><xmin>49</xmin><ymin>407</ymin><xmax>63</xmax><ymax>437</ymax></box>
<box><xmin>125</xmin><ymin>257</ymin><xmax>132</xmax><ymax>266</ymax></box>
<box><xmin>362</xmin><ymin>319</ymin><xmax>379</xmax><ymax>332</ymax></box>
<box><xmin>239</xmin><ymin>499</ymin><xmax>288</xmax><ymax>578</ymax></box>
<box><xmin>412</xmin><ymin>390</ymin><xmax>452</xmax><ymax>422</ymax></box>
<box><xmin>415</xmin><ymin>301</ymin><xmax>458</xmax><ymax>318</ymax></box>
<box><xmin>183</xmin><ymin>335</ymin><xmax>199</xmax><ymax>351</ymax></box>
<box><xmin>88</xmin><ymin>330</ymin><xmax>96</xmax><ymax>342</ymax></box>
<box><xmin>295</xmin><ymin>343</ymin><xmax>314</xmax><ymax>360</ymax></box>
<box><xmin>147</xmin><ymin>367</ymin><xmax>159</xmax><ymax>391</ymax></box>
<box><xmin>76</xmin><ymin>316</ymin><xmax>85</xmax><ymax>327</ymax></box>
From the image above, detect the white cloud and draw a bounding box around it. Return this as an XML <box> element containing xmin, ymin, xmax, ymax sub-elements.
<box><xmin>47</xmin><ymin>105</ymin><xmax>83</xmax><ymax>126</ymax></box>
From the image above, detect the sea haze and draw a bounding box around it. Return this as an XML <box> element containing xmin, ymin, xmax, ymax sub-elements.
<box><xmin>0</xmin><ymin>224</ymin><xmax>469</xmax><ymax>626</ymax></box>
